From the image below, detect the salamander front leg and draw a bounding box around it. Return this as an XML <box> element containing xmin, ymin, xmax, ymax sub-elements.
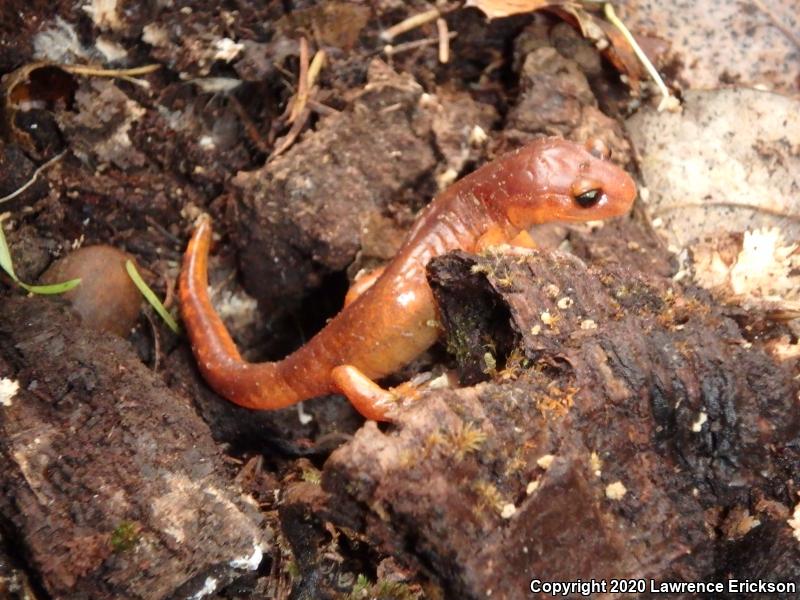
<box><xmin>509</xmin><ymin>229</ymin><xmax>537</xmax><ymax>249</ymax></box>
<box><xmin>475</xmin><ymin>226</ymin><xmax>538</xmax><ymax>252</ymax></box>
<box><xmin>475</xmin><ymin>224</ymin><xmax>508</xmax><ymax>252</ymax></box>
<box><xmin>343</xmin><ymin>266</ymin><xmax>386</xmax><ymax>307</ymax></box>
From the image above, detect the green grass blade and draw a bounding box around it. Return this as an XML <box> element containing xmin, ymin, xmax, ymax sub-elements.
<box><xmin>125</xmin><ymin>260</ymin><xmax>180</xmax><ymax>334</ymax></box>
<box><xmin>0</xmin><ymin>222</ymin><xmax>81</xmax><ymax>294</ymax></box>
<box><xmin>0</xmin><ymin>222</ymin><xmax>19</xmax><ymax>281</ymax></box>
<box><xmin>18</xmin><ymin>279</ymin><xmax>82</xmax><ymax>294</ymax></box>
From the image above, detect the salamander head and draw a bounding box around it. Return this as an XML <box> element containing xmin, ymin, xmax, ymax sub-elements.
<box><xmin>502</xmin><ymin>137</ymin><xmax>637</xmax><ymax>227</ymax></box>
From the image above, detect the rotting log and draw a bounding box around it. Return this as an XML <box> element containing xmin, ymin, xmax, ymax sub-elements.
<box><xmin>0</xmin><ymin>296</ymin><xmax>268</xmax><ymax>600</ymax></box>
<box><xmin>322</xmin><ymin>246</ymin><xmax>800</xmax><ymax>599</ymax></box>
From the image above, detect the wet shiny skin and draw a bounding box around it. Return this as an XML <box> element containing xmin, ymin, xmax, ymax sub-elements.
<box><xmin>179</xmin><ymin>137</ymin><xmax>637</xmax><ymax>412</ymax></box>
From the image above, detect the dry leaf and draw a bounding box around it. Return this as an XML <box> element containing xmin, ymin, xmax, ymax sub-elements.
<box><xmin>468</xmin><ymin>0</ymin><xmax>647</xmax><ymax>89</ymax></box>
<box><xmin>618</xmin><ymin>0</ymin><xmax>800</xmax><ymax>95</ymax></box>
<box><xmin>465</xmin><ymin>0</ymin><xmax>567</xmax><ymax>19</ymax></box>
<box><xmin>626</xmin><ymin>88</ymin><xmax>800</xmax><ymax>250</ymax></box>
<box><xmin>691</xmin><ymin>229</ymin><xmax>800</xmax><ymax>312</ymax></box>
<box><xmin>0</xmin><ymin>62</ymin><xmax>77</xmax><ymax>158</ymax></box>
<box><xmin>627</xmin><ymin>88</ymin><xmax>800</xmax><ymax>313</ymax></box>
<box><xmin>551</xmin><ymin>5</ymin><xmax>646</xmax><ymax>89</ymax></box>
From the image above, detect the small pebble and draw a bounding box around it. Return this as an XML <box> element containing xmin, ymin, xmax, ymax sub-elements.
<box><xmin>41</xmin><ymin>245</ymin><xmax>142</xmax><ymax>337</ymax></box>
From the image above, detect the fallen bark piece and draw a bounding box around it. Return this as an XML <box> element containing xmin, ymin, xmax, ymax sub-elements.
<box><xmin>503</xmin><ymin>45</ymin><xmax>632</xmax><ymax>168</ymax></box>
<box><xmin>0</xmin><ymin>296</ymin><xmax>268</xmax><ymax>600</ymax></box>
<box><xmin>720</xmin><ymin>517</ymin><xmax>800</xmax><ymax>597</ymax></box>
<box><xmin>429</xmin><ymin>250</ymin><xmax>800</xmax><ymax>496</ymax></box>
<box><xmin>230</xmin><ymin>59</ymin><xmax>438</xmax><ymax>312</ymax></box>
<box><xmin>324</xmin><ymin>383</ymin><xmax>712</xmax><ymax>599</ymax></box>
<box><xmin>323</xmin><ymin>249</ymin><xmax>800</xmax><ymax>598</ymax></box>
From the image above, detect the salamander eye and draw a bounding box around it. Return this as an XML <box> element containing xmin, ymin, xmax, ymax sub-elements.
<box><xmin>574</xmin><ymin>188</ymin><xmax>604</xmax><ymax>208</ymax></box>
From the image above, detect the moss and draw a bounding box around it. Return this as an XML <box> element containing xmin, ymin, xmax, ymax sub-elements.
<box><xmin>499</xmin><ymin>346</ymin><xmax>529</xmax><ymax>380</ymax></box>
<box><xmin>444</xmin><ymin>310</ymin><xmax>481</xmax><ymax>367</ymax></box>
<box><xmin>448</xmin><ymin>421</ymin><xmax>487</xmax><ymax>461</ymax></box>
<box><xmin>110</xmin><ymin>521</ymin><xmax>140</xmax><ymax>552</ymax></box>
<box><xmin>300</xmin><ymin>464</ymin><xmax>322</xmax><ymax>485</ymax></box>
<box><xmin>347</xmin><ymin>574</ymin><xmax>372</xmax><ymax>600</ymax></box>
<box><xmin>482</xmin><ymin>351</ymin><xmax>497</xmax><ymax>377</ymax></box>
<box><xmin>375</xmin><ymin>580</ymin><xmax>417</xmax><ymax>599</ymax></box>
<box><xmin>474</xmin><ymin>480</ymin><xmax>504</xmax><ymax>514</ymax></box>
<box><xmin>346</xmin><ymin>574</ymin><xmax>419</xmax><ymax>600</ymax></box>
<box><xmin>285</xmin><ymin>560</ymin><xmax>301</xmax><ymax>579</ymax></box>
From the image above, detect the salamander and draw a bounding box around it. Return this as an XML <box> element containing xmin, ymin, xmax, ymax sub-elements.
<box><xmin>179</xmin><ymin>137</ymin><xmax>637</xmax><ymax>421</ymax></box>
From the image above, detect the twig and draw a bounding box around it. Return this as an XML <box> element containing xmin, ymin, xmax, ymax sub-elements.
<box><xmin>384</xmin><ymin>33</ymin><xmax>457</xmax><ymax>58</ymax></box>
<box><xmin>437</xmin><ymin>18</ymin><xmax>450</xmax><ymax>64</ymax></box>
<box><xmin>143</xmin><ymin>310</ymin><xmax>161</xmax><ymax>372</ymax></box>
<box><xmin>61</xmin><ymin>63</ymin><xmax>161</xmax><ymax>78</ymax></box>
<box><xmin>750</xmin><ymin>0</ymin><xmax>800</xmax><ymax>50</ymax></box>
<box><xmin>270</xmin><ymin>107</ymin><xmax>311</xmax><ymax>160</ymax></box>
<box><xmin>144</xmin><ymin>215</ymin><xmax>181</xmax><ymax>245</ymax></box>
<box><xmin>229</xmin><ymin>95</ymin><xmax>271</xmax><ymax>154</ymax></box>
<box><xmin>603</xmin><ymin>3</ymin><xmax>679</xmax><ymax>112</ymax></box>
<box><xmin>161</xmin><ymin>271</ymin><xmax>176</xmax><ymax>311</ymax></box>
<box><xmin>62</xmin><ymin>63</ymin><xmax>160</xmax><ymax>87</ymax></box>
<box><xmin>288</xmin><ymin>37</ymin><xmax>310</xmax><ymax>125</ymax></box>
<box><xmin>381</xmin><ymin>8</ymin><xmax>441</xmax><ymax>41</ymax></box>
<box><xmin>272</xmin><ymin>36</ymin><xmax>324</xmax><ymax>160</ymax></box>
<box><xmin>0</xmin><ymin>150</ymin><xmax>67</xmax><ymax>205</ymax></box>
<box><xmin>307</xmin><ymin>99</ymin><xmax>340</xmax><ymax>117</ymax></box>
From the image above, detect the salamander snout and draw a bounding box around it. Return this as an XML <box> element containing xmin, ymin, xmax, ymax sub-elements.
<box><xmin>502</xmin><ymin>138</ymin><xmax>637</xmax><ymax>227</ymax></box>
<box><xmin>548</xmin><ymin>138</ymin><xmax>637</xmax><ymax>222</ymax></box>
<box><xmin>567</xmin><ymin>161</ymin><xmax>636</xmax><ymax>220</ymax></box>
<box><xmin>564</xmin><ymin>137</ymin><xmax>636</xmax><ymax>220</ymax></box>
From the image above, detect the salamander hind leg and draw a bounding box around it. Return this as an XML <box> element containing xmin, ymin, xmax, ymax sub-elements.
<box><xmin>331</xmin><ymin>365</ymin><xmax>397</xmax><ymax>421</ymax></box>
<box><xmin>331</xmin><ymin>365</ymin><xmax>428</xmax><ymax>422</ymax></box>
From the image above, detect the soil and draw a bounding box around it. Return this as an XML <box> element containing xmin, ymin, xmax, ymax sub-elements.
<box><xmin>1</xmin><ymin>2</ymin><xmax>798</xmax><ymax>599</ymax></box>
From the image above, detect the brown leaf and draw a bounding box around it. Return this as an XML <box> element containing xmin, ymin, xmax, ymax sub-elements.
<box><xmin>552</xmin><ymin>6</ymin><xmax>646</xmax><ymax>89</ymax></box>
<box><xmin>467</xmin><ymin>1</ymin><xmax>647</xmax><ymax>89</ymax></box>
<box><xmin>465</xmin><ymin>0</ymin><xmax>568</xmax><ymax>19</ymax></box>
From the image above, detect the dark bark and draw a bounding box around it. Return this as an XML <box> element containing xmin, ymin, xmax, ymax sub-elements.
<box><xmin>229</xmin><ymin>60</ymin><xmax>439</xmax><ymax>314</ymax></box>
<box><xmin>0</xmin><ymin>296</ymin><xmax>268</xmax><ymax>600</ymax></box>
<box><xmin>322</xmin><ymin>239</ymin><xmax>800</xmax><ymax>599</ymax></box>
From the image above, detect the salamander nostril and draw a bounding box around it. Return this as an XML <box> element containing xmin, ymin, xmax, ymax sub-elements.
<box><xmin>585</xmin><ymin>137</ymin><xmax>611</xmax><ymax>161</ymax></box>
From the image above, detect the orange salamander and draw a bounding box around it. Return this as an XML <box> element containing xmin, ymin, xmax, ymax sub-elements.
<box><xmin>179</xmin><ymin>137</ymin><xmax>636</xmax><ymax>421</ymax></box>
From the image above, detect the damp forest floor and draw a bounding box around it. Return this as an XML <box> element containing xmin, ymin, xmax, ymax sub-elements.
<box><xmin>1</xmin><ymin>2</ymin><xmax>799</xmax><ymax>599</ymax></box>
